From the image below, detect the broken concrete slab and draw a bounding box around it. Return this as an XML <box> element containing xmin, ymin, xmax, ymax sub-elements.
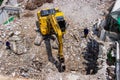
<box><xmin>14</xmin><ymin>31</ymin><xmax>21</xmax><ymax>36</ymax></box>
<box><xmin>9</xmin><ymin>35</ymin><xmax>21</xmax><ymax>41</ymax></box>
<box><xmin>34</xmin><ymin>33</ymin><xmax>43</xmax><ymax>46</ymax></box>
<box><xmin>8</xmin><ymin>31</ymin><xmax>14</xmax><ymax>37</ymax></box>
<box><xmin>100</xmin><ymin>29</ymin><xmax>106</xmax><ymax>41</ymax></box>
<box><xmin>11</xmin><ymin>42</ymin><xmax>17</xmax><ymax>53</ymax></box>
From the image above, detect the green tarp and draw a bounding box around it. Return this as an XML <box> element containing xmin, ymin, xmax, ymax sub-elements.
<box><xmin>110</xmin><ymin>0</ymin><xmax>120</xmax><ymax>31</ymax></box>
<box><xmin>117</xmin><ymin>16</ymin><xmax>120</xmax><ymax>31</ymax></box>
<box><xmin>3</xmin><ymin>16</ymin><xmax>14</xmax><ymax>25</ymax></box>
<box><xmin>117</xmin><ymin>17</ymin><xmax>120</xmax><ymax>25</ymax></box>
<box><xmin>107</xmin><ymin>48</ymin><xmax>116</xmax><ymax>65</ymax></box>
<box><xmin>0</xmin><ymin>0</ymin><xmax>3</xmax><ymax>6</ymax></box>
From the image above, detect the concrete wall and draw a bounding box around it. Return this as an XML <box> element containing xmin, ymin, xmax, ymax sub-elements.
<box><xmin>0</xmin><ymin>10</ymin><xmax>8</xmax><ymax>25</ymax></box>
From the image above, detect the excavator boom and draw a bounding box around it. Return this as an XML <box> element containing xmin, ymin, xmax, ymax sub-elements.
<box><xmin>48</xmin><ymin>14</ymin><xmax>64</xmax><ymax>62</ymax></box>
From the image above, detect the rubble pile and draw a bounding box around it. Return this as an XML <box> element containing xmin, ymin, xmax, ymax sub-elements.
<box><xmin>0</xmin><ymin>18</ymin><xmax>45</xmax><ymax>79</ymax></box>
<box><xmin>17</xmin><ymin>0</ymin><xmax>24</xmax><ymax>3</ymax></box>
<box><xmin>107</xmin><ymin>66</ymin><xmax>115</xmax><ymax>80</ymax></box>
<box><xmin>25</xmin><ymin>0</ymin><xmax>53</xmax><ymax>10</ymax></box>
<box><xmin>22</xmin><ymin>11</ymin><xmax>34</xmax><ymax>17</ymax></box>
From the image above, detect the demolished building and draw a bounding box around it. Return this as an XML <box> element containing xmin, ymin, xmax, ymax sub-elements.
<box><xmin>0</xmin><ymin>0</ymin><xmax>119</xmax><ymax>80</ymax></box>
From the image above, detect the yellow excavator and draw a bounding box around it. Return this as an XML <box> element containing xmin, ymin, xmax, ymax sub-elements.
<box><xmin>37</xmin><ymin>8</ymin><xmax>66</xmax><ymax>72</ymax></box>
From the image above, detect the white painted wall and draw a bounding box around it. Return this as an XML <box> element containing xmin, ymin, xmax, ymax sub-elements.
<box><xmin>0</xmin><ymin>10</ymin><xmax>8</xmax><ymax>25</ymax></box>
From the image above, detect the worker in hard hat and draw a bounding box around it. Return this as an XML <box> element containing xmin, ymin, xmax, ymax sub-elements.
<box><xmin>6</xmin><ymin>41</ymin><xmax>11</xmax><ymax>49</ymax></box>
<box><xmin>84</xmin><ymin>28</ymin><xmax>89</xmax><ymax>38</ymax></box>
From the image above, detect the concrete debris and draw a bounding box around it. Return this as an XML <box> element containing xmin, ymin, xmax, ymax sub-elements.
<box><xmin>14</xmin><ymin>31</ymin><xmax>21</xmax><ymax>35</ymax></box>
<box><xmin>66</xmin><ymin>74</ymin><xmax>79</xmax><ymax>80</ymax></box>
<box><xmin>0</xmin><ymin>0</ymin><xmax>117</xmax><ymax>80</ymax></box>
<box><xmin>32</xmin><ymin>60</ymin><xmax>43</xmax><ymax>71</ymax></box>
<box><xmin>8</xmin><ymin>31</ymin><xmax>14</xmax><ymax>37</ymax></box>
<box><xmin>98</xmin><ymin>45</ymin><xmax>104</xmax><ymax>58</ymax></box>
<box><xmin>11</xmin><ymin>42</ymin><xmax>17</xmax><ymax>53</ymax></box>
<box><xmin>25</xmin><ymin>0</ymin><xmax>53</xmax><ymax>10</ymax></box>
<box><xmin>11</xmin><ymin>72</ymin><xmax>16</xmax><ymax>77</ymax></box>
<box><xmin>17</xmin><ymin>0</ymin><xmax>24</xmax><ymax>3</ymax></box>
<box><xmin>9</xmin><ymin>35</ymin><xmax>21</xmax><ymax>41</ymax></box>
<box><xmin>100</xmin><ymin>29</ymin><xmax>106</xmax><ymax>41</ymax></box>
<box><xmin>34</xmin><ymin>33</ymin><xmax>43</xmax><ymax>46</ymax></box>
<box><xmin>25</xmin><ymin>2</ymin><xmax>37</xmax><ymax>10</ymax></box>
<box><xmin>107</xmin><ymin>66</ymin><xmax>115</xmax><ymax>80</ymax></box>
<box><xmin>17</xmin><ymin>44</ymin><xmax>27</xmax><ymax>54</ymax></box>
<box><xmin>51</xmin><ymin>39</ymin><xmax>58</xmax><ymax>49</ymax></box>
<box><xmin>19</xmin><ymin>67</ymin><xmax>29</xmax><ymax>78</ymax></box>
<box><xmin>22</xmin><ymin>12</ymin><xmax>34</xmax><ymax>17</ymax></box>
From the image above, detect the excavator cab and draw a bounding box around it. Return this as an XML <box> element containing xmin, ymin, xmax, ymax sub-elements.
<box><xmin>40</xmin><ymin>8</ymin><xmax>66</xmax><ymax>33</ymax></box>
<box><xmin>56</xmin><ymin>16</ymin><xmax>66</xmax><ymax>32</ymax></box>
<box><xmin>40</xmin><ymin>9</ymin><xmax>56</xmax><ymax>17</ymax></box>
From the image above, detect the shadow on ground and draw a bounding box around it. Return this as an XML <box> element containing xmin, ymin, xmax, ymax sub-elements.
<box><xmin>44</xmin><ymin>36</ymin><xmax>65</xmax><ymax>72</ymax></box>
<box><xmin>82</xmin><ymin>39</ymin><xmax>99</xmax><ymax>75</ymax></box>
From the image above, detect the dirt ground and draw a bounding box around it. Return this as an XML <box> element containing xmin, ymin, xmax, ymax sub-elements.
<box><xmin>0</xmin><ymin>0</ymin><xmax>115</xmax><ymax>80</ymax></box>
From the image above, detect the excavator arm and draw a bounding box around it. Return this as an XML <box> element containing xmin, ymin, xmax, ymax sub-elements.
<box><xmin>48</xmin><ymin>14</ymin><xmax>64</xmax><ymax>63</ymax></box>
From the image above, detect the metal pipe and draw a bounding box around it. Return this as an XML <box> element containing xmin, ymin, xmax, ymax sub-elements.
<box><xmin>116</xmin><ymin>41</ymin><xmax>120</xmax><ymax>80</ymax></box>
